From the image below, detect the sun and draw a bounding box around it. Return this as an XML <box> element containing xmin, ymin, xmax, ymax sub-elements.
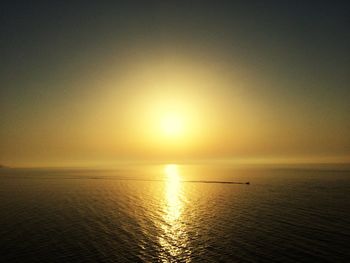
<box><xmin>160</xmin><ymin>113</ymin><xmax>184</xmax><ymax>137</ymax></box>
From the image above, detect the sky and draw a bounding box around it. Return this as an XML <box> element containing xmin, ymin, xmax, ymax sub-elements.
<box><xmin>1</xmin><ymin>1</ymin><xmax>349</xmax><ymax>167</ymax></box>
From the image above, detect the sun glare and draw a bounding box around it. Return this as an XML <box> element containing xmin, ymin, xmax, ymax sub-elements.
<box><xmin>159</xmin><ymin>164</ymin><xmax>188</xmax><ymax>258</ymax></box>
<box><xmin>161</xmin><ymin>113</ymin><xmax>184</xmax><ymax>137</ymax></box>
<box><xmin>164</xmin><ymin>164</ymin><xmax>180</xmax><ymax>180</ymax></box>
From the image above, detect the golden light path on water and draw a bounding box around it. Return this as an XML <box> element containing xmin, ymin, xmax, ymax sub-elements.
<box><xmin>158</xmin><ymin>164</ymin><xmax>191</xmax><ymax>262</ymax></box>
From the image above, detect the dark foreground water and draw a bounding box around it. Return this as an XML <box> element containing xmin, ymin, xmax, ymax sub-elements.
<box><xmin>0</xmin><ymin>165</ymin><xmax>349</xmax><ymax>262</ymax></box>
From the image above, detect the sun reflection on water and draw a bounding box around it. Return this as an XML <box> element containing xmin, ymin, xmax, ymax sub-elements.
<box><xmin>158</xmin><ymin>164</ymin><xmax>190</xmax><ymax>262</ymax></box>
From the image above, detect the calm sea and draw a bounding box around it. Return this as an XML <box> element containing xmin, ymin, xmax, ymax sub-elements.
<box><xmin>0</xmin><ymin>165</ymin><xmax>349</xmax><ymax>262</ymax></box>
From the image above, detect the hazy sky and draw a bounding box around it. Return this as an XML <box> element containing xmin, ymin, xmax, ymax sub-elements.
<box><xmin>1</xmin><ymin>1</ymin><xmax>349</xmax><ymax>166</ymax></box>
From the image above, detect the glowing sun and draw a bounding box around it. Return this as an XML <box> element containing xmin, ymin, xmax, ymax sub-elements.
<box><xmin>160</xmin><ymin>113</ymin><xmax>184</xmax><ymax>137</ymax></box>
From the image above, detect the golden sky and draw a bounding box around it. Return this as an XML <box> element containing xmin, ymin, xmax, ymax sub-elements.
<box><xmin>1</xmin><ymin>2</ymin><xmax>349</xmax><ymax>167</ymax></box>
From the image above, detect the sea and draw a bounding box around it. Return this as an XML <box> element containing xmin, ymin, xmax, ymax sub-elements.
<box><xmin>0</xmin><ymin>164</ymin><xmax>349</xmax><ymax>262</ymax></box>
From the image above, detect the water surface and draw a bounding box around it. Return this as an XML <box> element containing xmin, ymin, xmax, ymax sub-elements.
<box><xmin>0</xmin><ymin>165</ymin><xmax>349</xmax><ymax>262</ymax></box>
